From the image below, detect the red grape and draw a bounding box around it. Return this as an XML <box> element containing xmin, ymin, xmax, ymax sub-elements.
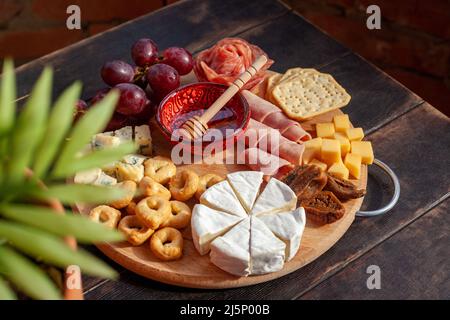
<box><xmin>114</xmin><ymin>83</ymin><xmax>148</xmax><ymax>115</ymax></box>
<box><xmin>146</xmin><ymin>63</ymin><xmax>180</xmax><ymax>100</ymax></box>
<box><xmin>106</xmin><ymin>112</ymin><xmax>129</xmax><ymax>131</ymax></box>
<box><xmin>101</xmin><ymin>60</ymin><xmax>134</xmax><ymax>86</ymax></box>
<box><xmin>131</xmin><ymin>38</ymin><xmax>159</xmax><ymax>67</ymax></box>
<box><xmin>90</xmin><ymin>88</ymin><xmax>110</xmax><ymax>105</ymax></box>
<box><xmin>162</xmin><ymin>47</ymin><xmax>193</xmax><ymax>75</ymax></box>
<box><xmin>74</xmin><ymin>99</ymin><xmax>88</xmax><ymax>120</ymax></box>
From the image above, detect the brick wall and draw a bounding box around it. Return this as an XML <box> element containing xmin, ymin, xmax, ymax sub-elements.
<box><xmin>0</xmin><ymin>0</ymin><xmax>448</xmax><ymax>115</ymax></box>
<box><xmin>284</xmin><ymin>0</ymin><xmax>450</xmax><ymax>116</ymax></box>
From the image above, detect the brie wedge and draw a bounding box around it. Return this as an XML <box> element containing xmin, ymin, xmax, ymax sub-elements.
<box><xmin>250</xmin><ymin>216</ymin><xmax>286</xmax><ymax>275</ymax></box>
<box><xmin>200</xmin><ymin>181</ymin><xmax>247</xmax><ymax>218</ymax></box>
<box><xmin>191</xmin><ymin>204</ymin><xmax>244</xmax><ymax>255</ymax></box>
<box><xmin>251</xmin><ymin>178</ymin><xmax>297</xmax><ymax>216</ymax></box>
<box><xmin>227</xmin><ymin>171</ymin><xmax>264</xmax><ymax>213</ymax></box>
<box><xmin>257</xmin><ymin>208</ymin><xmax>306</xmax><ymax>261</ymax></box>
<box><xmin>210</xmin><ymin>218</ymin><xmax>251</xmax><ymax>277</ymax></box>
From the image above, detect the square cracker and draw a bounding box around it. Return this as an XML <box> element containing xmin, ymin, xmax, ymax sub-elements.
<box><xmin>272</xmin><ymin>70</ymin><xmax>351</xmax><ymax>120</ymax></box>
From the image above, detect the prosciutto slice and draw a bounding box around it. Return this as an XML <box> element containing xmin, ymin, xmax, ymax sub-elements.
<box><xmin>242</xmin><ymin>90</ymin><xmax>311</xmax><ymax>143</ymax></box>
<box><xmin>239</xmin><ymin>119</ymin><xmax>305</xmax><ymax>165</ymax></box>
<box><xmin>194</xmin><ymin>38</ymin><xmax>273</xmax><ymax>90</ymax></box>
<box><xmin>244</xmin><ymin>148</ymin><xmax>293</xmax><ymax>177</ymax></box>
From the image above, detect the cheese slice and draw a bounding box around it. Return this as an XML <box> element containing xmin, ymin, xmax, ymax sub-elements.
<box><xmin>250</xmin><ymin>216</ymin><xmax>286</xmax><ymax>275</ymax></box>
<box><xmin>210</xmin><ymin>218</ymin><xmax>251</xmax><ymax>277</ymax></box>
<box><xmin>251</xmin><ymin>178</ymin><xmax>297</xmax><ymax>216</ymax></box>
<box><xmin>227</xmin><ymin>171</ymin><xmax>264</xmax><ymax>213</ymax></box>
<box><xmin>200</xmin><ymin>181</ymin><xmax>247</xmax><ymax>218</ymax></box>
<box><xmin>257</xmin><ymin>208</ymin><xmax>306</xmax><ymax>261</ymax></box>
<box><xmin>191</xmin><ymin>204</ymin><xmax>244</xmax><ymax>255</ymax></box>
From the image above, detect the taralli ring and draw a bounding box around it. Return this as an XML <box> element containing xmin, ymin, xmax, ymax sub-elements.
<box><xmin>136</xmin><ymin>195</ymin><xmax>171</xmax><ymax>229</ymax></box>
<box><xmin>118</xmin><ymin>215</ymin><xmax>154</xmax><ymax>246</ymax></box>
<box><xmin>150</xmin><ymin>227</ymin><xmax>184</xmax><ymax>261</ymax></box>
<box><xmin>162</xmin><ymin>201</ymin><xmax>192</xmax><ymax>229</ymax></box>
<box><xmin>89</xmin><ymin>205</ymin><xmax>121</xmax><ymax>229</ymax></box>
<box><xmin>110</xmin><ymin>180</ymin><xmax>137</xmax><ymax>209</ymax></box>
<box><xmin>195</xmin><ymin>174</ymin><xmax>224</xmax><ymax>199</ymax></box>
<box><xmin>138</xmin><ymin>176</ymin><xmax>171</xmax><ymax>201</ymax></box>
<box><xmin>169</xmin><ymin>169</ymin><xmax>199</xmax><ymax>201</ymax></box>
<box><xmin>125</xmin><ymin>201</ymin><xmax>137</xmax><ymax>215</ymax></box>
<box><xmin>144</xmin><ymin>156</ymin><xmax>176</xmax><ymax>185</ymax></box>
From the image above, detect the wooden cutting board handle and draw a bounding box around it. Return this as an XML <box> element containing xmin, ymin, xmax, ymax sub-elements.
<box><xmin>198</xmin><ymin>55</ymin><xmax>268</xmax><ymax>125</ymax></box>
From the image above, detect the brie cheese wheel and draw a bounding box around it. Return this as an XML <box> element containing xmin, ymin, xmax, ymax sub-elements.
<box><xmin>250</xmin><ymin>216</ymin><xmax>286</xmax><ymax>275</ymax></box>
<box><xmin>251</xmin><ymin>178</ymin><xmax>297</xmax><ymax>216</ymax></box>
<box><xmin>74</xmin><ymin>168</ymin><xmax>102</xmax><ymax>184</ymax></box>
<box><xmin>210</xmin><ymin>218</ymin><xmax>251</xmax><ymax>277</ymax></box>
<box><xmin>257</xmin><ymin>208</ymin><xmax>306</xmax><ymax>261</ymax></box>
<box><xmin>191</xmin><ymin>204</ymin><xmax>244</xmax><ymax>255</ymax></box>
<box><xmin>227</xmin><ymin>171</ymin><xmax>264</xmax><ymax>213</ymax></box>
<box><xmin>200</xmin><ymin>181</ymin><xmax>247</xmax><ymax>218</ymax></box>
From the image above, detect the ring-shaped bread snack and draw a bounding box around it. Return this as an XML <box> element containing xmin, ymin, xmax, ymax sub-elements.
<box><xmin>125</xmin><ymin>201</ymin><xmax>137</xmax><ymax>215</ymax></box>
<box><xmin>169</xmin><ymin>169</ymin><xmax>199</xmax><ymax>201</ymax></box>
<box><xmin>162</xmin><ymin>201</ymin><xmax>192</xmax><ymax>229</ymax></box>
<box><xmin>110</xmin><ymin>180</ymin><xmax>137</xmax><ymax>209</ymax></box>
<box><xmin>118</xmin><ymin>215</ymin><xmax>154</xmax><ymax>246</ymax></box>
<box><xmin>195</xmin><ymin>174</ymin><xmax>224</xmax><ymax>199</ymax></box>
<box><xmin>138</xmin><ymin>176</ymin><xmax>171</xmax><ymax>201</ymax></box>
<box><xmin>144</xmin><ymin>156</ymin><xmax>176</xmax><ymax>185</ymax></box>
<box><xmin>136</xmin><ymin>195</ymin><xmax>171</xmax><ymax>229</ymax></box>
<box><xmin>89</xmin><ymin>205</ymin><xmax>121</xmax><ymax>229</ymax></box>
<box><xmin>150</xmin><ymin>227</ymin><xmax>184</xmax><ymax>261</ymax></box>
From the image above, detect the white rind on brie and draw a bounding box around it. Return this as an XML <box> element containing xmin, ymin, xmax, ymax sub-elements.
<box><xmin>250</xmin><ymin>216</ymin><xmax>286</xmax><ymax>275</ymax></box>
<box><xmin>257</xmin><ymin>207</ymin><xmax>306</xmax><ymax>261</ymax></box>
<box><xmin>191</xmin><ymin>204</ymin><xmax>244</xmax><ymax>255</ymax></box>
<box><xmin>210</xmin><ymin>218</ymin><xmax>251</xmax><ymax>277</ymax></box>
<box><xmin>199</xmin><ymin>180</ymin><xmax>247</xmax><ymax>218</ymax></box>
<box><xmin>227</xmin><ymin>171</ymin><xmax>264</xmax><ymax>213</ymax></box>
<box><xmin>251</xmin><ymin>178</ymin><xmax>297</xmax><ymax>216</ymax></box>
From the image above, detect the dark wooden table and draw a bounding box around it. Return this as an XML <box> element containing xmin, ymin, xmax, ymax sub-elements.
<box><xmin>15</xmin><ymin>0</ymin><xmax>449</xmax><ymax>300</ymax></box>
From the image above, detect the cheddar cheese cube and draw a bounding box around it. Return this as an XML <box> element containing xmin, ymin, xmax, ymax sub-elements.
<box><xmin>334</xmin><ymin>132</ymin><xmax>351</xmax><ymax>156</ymax></box>
<box><xmin>346</xmin><ymin>127</ymin><xmax>364</xmax><ymax>141</ymax></box>
<box><xmin>351</xmin><ymin>141</ymin><xmax>374</xmax><ymax>165</ymax></box>
<box><xmin>321</xmin><ymin>139</ymin><xmax>341</xmax><ymax>165</ymax></box>
<box><xmin>333</xmin><ymin>114</ymin><xmax>351</xmax><ymax>133</ymax></box>
<box><xmin>302</xmin><ymin>137</ymin><xmax>322</xmax><ymax>163</ymax></box>
<box><xmin>328</xmin><ymin>161</ymin><xmax>349</xmax><ymax>180</ymax></box>
<box><xmin>309</xmin><ymin>159</ymin><xmax>327</xmax><ymax>172</ymax></box>
<box><xmin>344</xmin><ymin>153</ymin><xmax>362</xmax><ymax>179</ymax></box>
<box><xmin>316</xmin><ymin>123</ymin><xmax>335</xmax><ymax>138</ymax></box>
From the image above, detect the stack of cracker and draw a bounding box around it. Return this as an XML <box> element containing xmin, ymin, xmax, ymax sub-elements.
<box><xmin>265</xmin><ymin>68</ymin><xmax>351</xmax><ymax>121</ymax></box>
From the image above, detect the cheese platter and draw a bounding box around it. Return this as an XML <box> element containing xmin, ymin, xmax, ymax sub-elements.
<box><xmin>74</xmin><ymin>37</ymin><xmax>372</xmax><ymax>289</ymax></box>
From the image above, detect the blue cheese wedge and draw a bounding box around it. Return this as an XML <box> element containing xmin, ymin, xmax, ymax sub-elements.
<box><xmin>199</xmin><ymin>180</ymin><xmax>247</xmax><ymax>218</ymax></box>
<box><xmin>114</xmin><ymin>126</ymin><xmax>133</xmax><ymax>144</ymax></box>
<box><xmin>210</xmin><ymin>218</ymin><xmax>251</xmax><ymax>277</ymax></box>
<box><xmin>74</xmin><ymin>168</ymin><xmax>102</xmax><ymax>184</ymax></box>
<box><xmin>92</xmin><ymin>133</ymin><xmax>120</xmax><ymax>150</ymax></box>
<box><xmin>251</xmin><ymin>178</ymin><xmax>297</xmax><ymax>216</ymax></box>
<box><xmin>257</xmin><ymin>208</ymin><xmax>306</xmax><ymax>261</ymax></box>
<box><xmin>250</xmin><ymin>216</ymin><xmax>286</xmax><ymax>275</ymax></box>
<box><xmin>134</xmin><ymin>125</ymin><xmax>152</xmax><ymax>156</ymax></box>
<box><xmin>122</xmin><ymin>154</ymin><xmax>147</xmax><ymax>166</ymax></box>
<box><xmin>227</xmin><ymin>171</ymin><xmax>264</xmax><ymax>213</ymax></box>
<box><xmin>191</xmin><ymin>204</ymin><xmax>244</xmax><ymax>255</ymax></box>
<box><xmin>93</xmin><ymin>171</ymin><xmax>117</xmax><ymax>186</ymax></box>
<box><xmin>115</xmin><ymin>162</ymin><xmax>144</xmax><ymax>183</ymax></box>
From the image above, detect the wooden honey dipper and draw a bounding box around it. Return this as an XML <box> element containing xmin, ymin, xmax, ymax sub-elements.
<box><xmin>180</xmin><ymin>55</ymin><xmax>268</xmax><ymax>140</ymax></box>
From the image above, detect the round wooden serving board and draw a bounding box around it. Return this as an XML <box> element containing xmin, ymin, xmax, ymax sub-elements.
<box><xmin>75</xmin><ymin>72</ymin><xmax>367</xmax><ymax>289</ymax></box>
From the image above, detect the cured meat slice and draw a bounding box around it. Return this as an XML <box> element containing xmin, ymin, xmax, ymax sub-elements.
<box><xmin>243</xmin><ymin>148</ymin><xmax>293</xmax><ymax>177</ymax></box>
<box><xmin>194</xmin><ymin>38</ymin><xmax>273</xmax><ymax>90</ymax></box>
<box><xmin>242</xmin><ymin>90</ymin><xmax>311</xmax><ymax>142</ymax></box>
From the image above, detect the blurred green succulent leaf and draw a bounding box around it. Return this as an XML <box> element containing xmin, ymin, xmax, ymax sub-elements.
<box><xmin>33</xmin><ymin>82</ymin><xmax>82</xmax><ymax>178</ymax></box>
<box><xmin>0</xmin><ymin>58</ymin><xmax>16</xmax><ymax>135</ymax></box>
<box><xmin>52</xmin><ymin>90</ymin><xmax>119</xmax><ymax>178</ymax></box>
<box><xmin>0</xmin><ymin>245</ymin><xmax>61</xmax><ymax>300</ymax></box>
<box><xmin>8</xmin><ymin>67</ymin><xmax>52</xmax><ymax>184</ymax></box>
<box><xmin>0</xmin><ymin>221</ymin><xmax>118</xmax><ymax>279</ymax></box>
<box><xmin>0</xmin><ymin>275</ymin><xmax>17</xmax><ymax>300</ymax></box>
<box><xmin>0</xmin><ymin>204</ymin><xmax>124</xmax><ymax>243</ymax></box>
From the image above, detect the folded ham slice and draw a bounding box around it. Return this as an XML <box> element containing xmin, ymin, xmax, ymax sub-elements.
<box><xmin>239</xmin><ymin>119</ymin><xmax>305</xmax><ymax>165</ymax></box>
<box><xmin>243</xmin><ymin>148</ymin><xmax>293</xmax><ymax>177</ymax></box>
<box><xmin>242</xmin><ymin>90</ymin><xmax>311</xmax><ymax>143</ymax></box>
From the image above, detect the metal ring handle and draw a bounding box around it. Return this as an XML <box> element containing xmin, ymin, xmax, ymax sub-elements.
<box><xmin>356</xmin><ymin>158</ymin><xmax>400</xmax><ymax>217</ymax></box>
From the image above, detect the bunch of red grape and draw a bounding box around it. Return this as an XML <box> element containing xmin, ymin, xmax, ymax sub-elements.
<box><xmin>75</xmin><ymin>38</ymin><xmax>193</xmax><ymax>130</ymax></box>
